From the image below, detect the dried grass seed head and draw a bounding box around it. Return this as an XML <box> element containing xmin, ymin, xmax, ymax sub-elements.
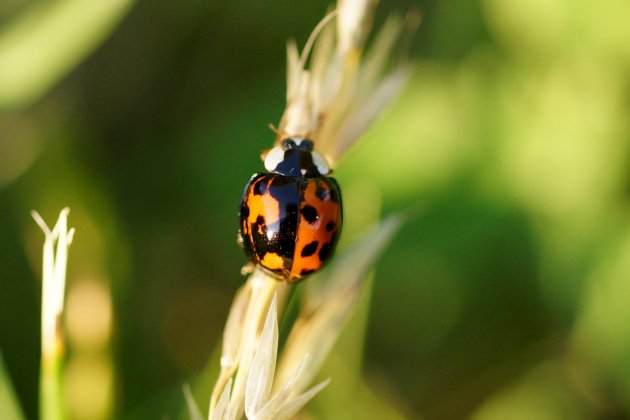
<box><xmin>277</xmin><ymin>0</ymin><xmax>416</xmax><ymax>168</ymax></box>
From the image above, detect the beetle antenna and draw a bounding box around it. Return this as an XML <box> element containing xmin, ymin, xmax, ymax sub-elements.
<box><xmin>268</xmin><ymin>123</ymin><xmax>280</xmax><ymax>135</ymax></box>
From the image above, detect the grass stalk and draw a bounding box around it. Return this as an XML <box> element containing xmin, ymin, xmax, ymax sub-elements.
<box><xmin>32</xmin><ymin>208</ymin><xmax>74</xmax><ymax>420</ymax></box>
<box><xmin>200</xmin><ymin>0</ymin><xmax>414</xmax><ymax>417</ymax></box>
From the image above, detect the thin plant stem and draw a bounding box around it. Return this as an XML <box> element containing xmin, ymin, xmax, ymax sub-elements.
<box><xmin>228</xmin><ymin>273</ymin><xmax>282</xmax><ymax>419</ymax></box>
<box><xmin>33</xmin><ymin>209</ymin><xmax>74</xmax><ymax>420</ymax></box>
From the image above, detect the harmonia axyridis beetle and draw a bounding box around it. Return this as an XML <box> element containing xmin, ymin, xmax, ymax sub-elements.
<box><xmin>238</xmin><ymin>138</ymin><xmax>342</xmax><ymax>282</ymax></box>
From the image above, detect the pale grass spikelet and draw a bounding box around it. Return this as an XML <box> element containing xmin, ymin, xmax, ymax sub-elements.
<box><xmin>224</xmin><ymin>273</ymin><xmax>287</xmax><ymax>419</ymax></box>
<box><xmin>273</xmin><ymin>213</ymin><xmax>404</xmax><ymax>395</ymax></box>
<box><xmin>279</xmin><ymin>0</ymin><xmax>417</xmax><ymax>167</ymax></box>
<box><xmin>245</xmin><ymin>295</ymin><xmax>331</xmax><ymax>420</ymax></box>
<box><xmin>245</xmin><ymin>294</ymin><xmax>279</xmax><ymax>417</ymax></box>
<box><xmin>32</xmin><ymin>208</ymin><xmax>75</xmax><ymax>420</ymax></box>
<box><xmin>203</xmin><ymin>0</ymin><xmax>414</xmax><ymax>418</ymax></box>
<box><xmin>209</xmin><ymin>282</ymin><xmax>253</xmax><ymax>410</ymax></box>
<box><xmin>212</xmin><ymin>377</ymin><xmax>232</xmax><ymax>420</ymax></box>
<box><xmin>204</xmin><ymin>290</ymin><xmax>333</xmax><ymax>420</ymax></box>
<box><xmin>204</xmin><ymin>214</ymin><xmax>405</xmax><ymax>419</ymax></box>
<box><xmin>337</xmin><ymin>0</ymin><xmax>376</xmax><ymax>53</ymax></box>
<box><xmin>184</xmin><ymin>384</ymin><xmax>205</xmax><ymax>420</ymax></box>
<box><xmin>33</xmin><ymin>208</ymin><xmax>75</xmax><ymax>363</ymax></box>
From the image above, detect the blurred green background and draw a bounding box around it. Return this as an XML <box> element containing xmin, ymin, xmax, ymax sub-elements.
<box><xmin>2</xmin><ymin>0</ymin><xmax>630</xmax><ymax>418</ymax></box>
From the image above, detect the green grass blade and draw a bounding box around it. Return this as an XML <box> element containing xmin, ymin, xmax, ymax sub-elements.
<box><xmin>0</xmin><ymin>0</ymin><xmax>134</xmax><ymax>109</ymax></box>
<box><xmin>0</xmin><ymin>351</ymin><xmax>25</xmax><ymax>420</ymax></box>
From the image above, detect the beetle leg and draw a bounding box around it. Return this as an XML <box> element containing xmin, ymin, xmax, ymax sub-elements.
<box><xmin>240</xmin><ymin>261</ymin><xmax>255</xmax><ymax>276</ymax></box>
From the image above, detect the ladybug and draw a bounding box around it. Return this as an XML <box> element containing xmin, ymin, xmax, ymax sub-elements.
<box><xmin>238</xmin><ymin>138</ymin><xmax>342</xmax><ymax>282</ymax></box>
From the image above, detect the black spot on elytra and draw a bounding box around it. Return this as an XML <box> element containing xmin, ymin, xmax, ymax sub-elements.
<box><xmin>240</xmin><ymin>173</ymin><xmax>305</xmax><ymax>276</ymax></box>
<box><xmin>329</xmin><ymin>184</ymin><xmax>340</xmax><ymax>203</ymax></box>
<box><xmin>260</xmin><ymin>176</ymin><xmax>300</xmax><ymax>267</ymax></box>
<box><xmin>301</xmin><ymin>205</ymin><xmax>318</xmax><ymax>223</ymax></box>
<box><xmin>240</xmin><ymin>203</ymin><xmax>250</xmax><ymax>219</ymax></box>
<box><xmin>318</xmin><ymin>242</ymin><xmax>333</xmax><ymax>261</ymax></box>
<box><xmin>300</xmin><ymin>268</ymin><xmax>316</xmax><ymax>276</ymax></box>
<box><xmin>301</xmin><ymin>241</ymin><xmax>319</xmax><ymax>257</ymax></box>
<box><xmin>278</xmin><ymin>201</ymin><xmax>299</xmax><ymax>268</ymax></box>
<box><xmin>315</xmin><ymin>181</ymin><xmax>327</xmax><ymax>200</ymax></box>
<box><xmin>325</xmin><ymin>221</ymin><xmax>336</xmax><ymax>232</ymax></box>
<box><xmin>253</xmin><ymin>179</ymin><xmax>268</xmax><ymax>195</ymax></box>
<box><xmin>250</xmin><ymin>216</ymin><xmax>269</xmax><ymax>260</ymax></box>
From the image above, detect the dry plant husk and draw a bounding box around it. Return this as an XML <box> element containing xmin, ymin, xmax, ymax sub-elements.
<box><xmin>196</xmin><ymin>213</ymin><xmax>406</xmax><ymax>420</ymax></box>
